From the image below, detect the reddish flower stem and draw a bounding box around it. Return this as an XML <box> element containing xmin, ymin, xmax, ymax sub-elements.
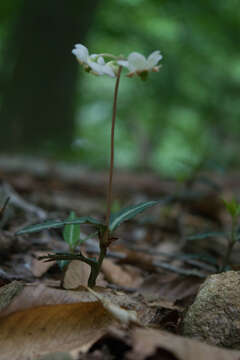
<box><xmin>105</xmin><ymin>66</ymin><xmax>122</xmax><ymax>233</ymax></box>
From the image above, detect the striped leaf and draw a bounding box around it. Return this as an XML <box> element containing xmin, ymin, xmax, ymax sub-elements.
<box><xmin>63</xmin><ymin>211</ymin><xmax>81</xmax><ymax>250</ymax></box>
<box><xmin>186</xmin><ymin>231</ymin><xmax>225</xmax><ymax>241</ymax></box>
<box><xmin>16</xmin><ymin>216</ymin><xmax>103</xmax><ymax>235</ymax></box>
<box><xmin>109</xmin><ymin>200</ymin><xmax>160</xmax><ymax>232</ymax></box>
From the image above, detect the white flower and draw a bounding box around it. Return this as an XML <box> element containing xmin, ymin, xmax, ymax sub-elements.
<box><xmin>72</xmin><ymin>44</ymin><xmax>89</xmax><ymax>64</ymax></box>
<box><xmin>118</xmin><ymin>50</ymin><xmax>162</xmax><ymax>78</ymax></box>
<box><xmin>72</xmin><ymin>44</ymin><xmax>116</xmax><ymax>78</ymax></box>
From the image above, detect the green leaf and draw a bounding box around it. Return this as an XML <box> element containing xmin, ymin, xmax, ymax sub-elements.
<box><xmin>63</xmin><ymin>211</ymin><xmax>81</xmax><ymax>250</ymax></box>
<box><xmin>186</xmin><ymin>231</ymin><xmax>225</xmax><ymax>241</ymax></box>
<box><xmin>109</xmin><ymin>200</ymin><xmax>160</xmax><ymax>232</ymax></box>
<box><xmin>16</xmin><ymin>216</ymin><xmax>103</xmax><ymax>235</ymax></box>
<box><xmin>223</xmin><ymin>198</ymin><xmax>240</xmax><ymax>218</ymax></box>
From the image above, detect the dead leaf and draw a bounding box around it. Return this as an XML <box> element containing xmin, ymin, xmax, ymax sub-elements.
<box><xmin>31</xmin><ymin>251</ymin><xmax>56</xmax><ymax>277</ymax></box>
<box><xmin>87</xmin><ymin>287</ymin><xmax>140</xmax><ymax>326</ymax></box>
<box><xmin>85</xmin><ymin>326</ymin><xmax>240</xmax><ymax>360</ymax></box>
<box><xmin>112</xmin><ymin>245</ymin><xmax>155</xmax><ymax>272</ymax></box>
<box><xmin>0</xmin><ymin>282</ymin><xmax>149</xmax><ymax>360</ymax></box>
<box><xmin>37</xmin><ymin>352</ymin><xmax>73</xmax><ymax>360</ymax></box>
<box><xmin>139</xmin><ymin>273</ymin><xmax>202</xmax><ymax>303</ymax></box>
<box><xmin>101</xmin><ymin>259</ymin><xmax>142</xmax><ymax>288</ymax></box>
<box><xmin>0</xmin><ymin>302</ymin><xmax>111</xmax><ymax>360</ymax></box>
<box><xmin>128</xmin><ymin>328</ymin><xmax>240</xmax><ymax>360</ymax></box>
<box><xmin>0</xmin><ymin>283</ymin><xmax>113</xmax><ymax>360</ymax></box>
<box><xmin>63</xmin><ymin>260</ymin><xmax>91</xmax><ymax>289</ymax></box>
<box><xmin>63</xmin><ymin>260</ymin><xmax>106</xmax><ymax>289</ymax></box>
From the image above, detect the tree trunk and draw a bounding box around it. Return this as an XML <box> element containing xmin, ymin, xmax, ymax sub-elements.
<box><xmin>0</xmin><ymin>0</ymin><xmax>99</xmax><ymax>154</ymax></box>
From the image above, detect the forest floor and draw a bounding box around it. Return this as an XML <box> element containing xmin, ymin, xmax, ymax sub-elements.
<box><xmin>1</xmin><ymin>155</ymin><xmax>240</xmax><ymax>360</ymax></box>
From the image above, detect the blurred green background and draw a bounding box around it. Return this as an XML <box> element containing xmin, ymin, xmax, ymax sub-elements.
<box><xmin>0</xmin><ymin>0</ymin><xmax>239</xmax><ymax>177</ymax></box>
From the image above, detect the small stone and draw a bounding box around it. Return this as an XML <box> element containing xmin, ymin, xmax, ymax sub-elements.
<box><xmin>182</xmin><ymin>271</ymin><xmax>240</xmax><ymax>349</ymax></box>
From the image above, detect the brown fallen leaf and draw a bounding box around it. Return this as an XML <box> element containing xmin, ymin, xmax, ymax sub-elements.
<box><xmin>0</xmin><ymin>282</ymin><xmax>92</xmax><ymax>316</ymax></box>
<box><xmin>63</xmin><ymin>260</ymin><xmax>106</xmax><ymax>290</ymax></box>
<box><xmin>63</xmin><ymin>260</ymin><xmax>91</xmax><ymax>289</ymax></box>
<box><xmin>0</xmin><ymin>283</ymin><xmax>113</xmax><ymax>360</ymax></box>
<box><xmin>37</xmin><ymin>352</ymin><xmax>73</xmax><ymax>360</ymax></box>
<box><xmin>87</xmin><ymin>287</ymin><xmax>140</xmax><ymax>326</ymax></box>
<box><xmin>128</xmin><ymin>327</ymin><xmax>240</xmax><ymax>360</ymax></box>
<box><xmin>83</xmin><ymin>326</ymin><xmax>240</xmax><ymax>360</ymax></box>
<box><xmin>0</xmin><ymin>282</ymin><xmax>149</xmax><ymax>360</ymax></box>
<box><xmin>31</xmin><ymin>251</ymin><xmax>56</xmax><ymax>277</ymax></box>
<box><xmin>0</xmin><ymin>302</ymin><xmax>111</xmax><ymax>360</ymax></box>
<box><xmin>101</xmin><ymin>258</ymin><xmax>142</xmax><ymax>288</ymax></box>
<box><xmin>111</xmin><ymin>244</ymin><xmax>155</xmax><ymax>271</ymax></box>
<box><xmin>139</xmin><ymin>273</ymin><xmax>202</xmax><ymax>303</ymax></box>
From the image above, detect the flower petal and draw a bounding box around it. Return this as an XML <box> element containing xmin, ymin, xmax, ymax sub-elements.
<box><xmin>117</xmin><ymin>60</ymin><xmax>129</xmax><ymax>68</ymax></box>
<box><xmin>102</xmin><ymin>64</ymin><xmax>116</xmax><ymax>77</ymax></box>
<box><xmin>88</xmin><ymin>60</ymin><xmax>105</xmax><ymax>75</ymax></box>
<box><xmin>128</xmin><ymin>52</ymin><xmax>147</xmax><ymax>71</ymax></box>
<box><xmin>97</xmin><ymin>56</ymin><xmax>105</xmax><ymax>65</ymax></box>
<box><xmin>72</xmin><ymin>44</ymin><xmax>89</xmax><ymax>63</ymax></box>
<box><xmin>147</xmin><ymin>51</ymin><xmax>162</xmax><ymax>68</ymax></box>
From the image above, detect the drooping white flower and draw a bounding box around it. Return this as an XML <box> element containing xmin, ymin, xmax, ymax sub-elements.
<box><xmin>118</xmin><ymin>50</ymin><xmax>162</xmax><ymax>78</ymax></box>
<box><xmin>72</xmin><ymin>44</ymin><xmax>116</xmax><ymax>78</ymax></box>
<box><xmin>88</xmin><ymin>55</ymin><xmax>116</xmax><ymax>78</ymax></box>
<box><xmin>72</xmin><ymin>44</ymin><xmax>89</xmax><ymax>64</ymax></box>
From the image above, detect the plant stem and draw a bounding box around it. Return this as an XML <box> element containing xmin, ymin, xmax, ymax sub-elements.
<box><xmin>222</xmin><ymin>216</ymin><xmax>237</xmax><ymax>270</ymax></box>
<box><xmin>99</xmin><ymin>53</ymin><xmax>121</xmax><ymax>60</ymax></box>
<box><xmin>88</xmin><ymin>67</ymin><xmax>122</xmax><ymax>287</ymax></box>
<box><xmin>47</xmin><ymin>68</ymin><xmax>123</xmax><ymax>288</ymax></box>
<box><xmin>39</xmin><ymin>252</ymin><xmax>96</xmax><ymax>267</ymax></box>
<box><xmin>88</xmin><ymin>245</ymin><xmax>107</xmax><ymax>288</ymax></box>
<box><xmin>105</xmin><ymin>66</ymin><xmax>122</xmax><ymax>235</ymax></box>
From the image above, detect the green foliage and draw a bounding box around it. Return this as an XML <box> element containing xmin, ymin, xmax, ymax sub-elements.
<box><xmin>63</xmin><ymin>211</ymin><xmax>81</xmax><ymax>251</ymax></box>
<box><xmin>16</xmin><ymin>199</ymin><xmax>162</xmax><ymax>286</ymax></box>
<box><xmin>0</xmin><ymin>0</ymin><xmax>22</xmax><ymax>23</ymax></box>
<box><xmin>223</xmin><ymin>198</ymin><xmax>240</xmax><ymax>218</ymax></box>
<box><xmin>186</xmin><ymin>231</ymin><xmax>225</xmax><ymax>241</ymax></box>
<box><xmin>16</xmin><ymin>201</ymin><xmax>161</xmax><ymax>236</ymax></box>
<box><xmin>16</xmin><ymin>216</ymin><xmax>103</xmax><ymax>235</ymax></box>
<box><xmin>73</xmin><ymin>0</ymin><xmax>240</xmax><ymax>173</ymax></box>
<box><xmin>188</xmin><ymin>196</ymin><xmax>240</xmax><ymax>271</ymax></box>
<box><xmin>109</xmin><ymin>200</ymin><xmax>160</xmax><ymax>232</ymax></box>
<box><xmin>1</xmin><ymin>1</ymin><xmax>239</xmax><ymax>172</ymax></box>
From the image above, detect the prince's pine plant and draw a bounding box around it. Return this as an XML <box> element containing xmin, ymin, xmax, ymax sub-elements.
<box><xmin>221</xmin><ymin>198</ymin><xmax>240</xmax><ymax>270</ymax></box>
<box><xmin>16</xmin><ymin>45</ymin><xmax>163</xmax><ymax>287</ymax></box>
<box><xmin>186</xmin><ymin>197</ymin><xmax>240</xmax><ymax>272</ymax></box>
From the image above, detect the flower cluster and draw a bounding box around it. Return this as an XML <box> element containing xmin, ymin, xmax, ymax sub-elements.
<box><xmin>72</xmin><ymin>44</ymin><xmax>116</xmax><ymax>78</ymax></box>
<box><xmin>72</xmin><ymin>44</ymin><xmax>163</xmax><ymax>79</ymax></box>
